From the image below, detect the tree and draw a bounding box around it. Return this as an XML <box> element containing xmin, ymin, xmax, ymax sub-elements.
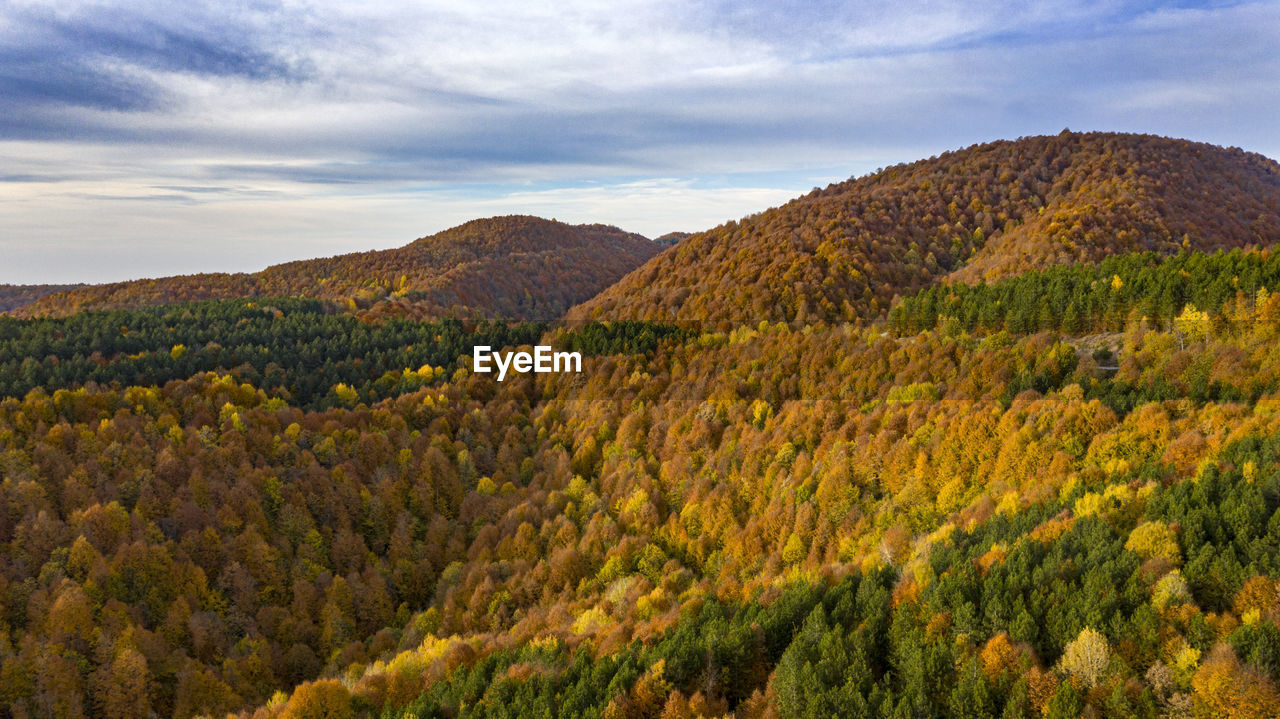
<box><xmin>948</xmin><ymin>659</ymin><xmax>994</xmax><ymax>718</ymax></box>
<box><xmin>1045</xmin><ymin>681</ymin><xmax>1083</xmax><ymax>719</ymax></box>
<box><xmin>103</xmin><ymin>649</ymin><xmax>151</xmax><ymax>719</ymax></box>
<box><xmin>1058</xmin><ymin>626</ymin><xmax>1109</xmax><ymax>688</ymax></box>
<box><xmin>1193</xmin><ymin>644</ymin><xmax>1280</xmax><ymax>718</ymax></box>
<box><xmin>320</xmin><ymin>576</ymin><xmax>357</xmax><ymax>656</ymax></box>
<box><xmin>1174</xmin><ymin>304</ymin><xmax>1211</xmax><ymax>344</ymax></box>
<box><xmin>1125</xmin><ymin>521</ymin><xmax>1181</xmax><ymax>565</ymax></box>
<box><xmin>280</xmin><ymin>679</ymin><xmax>355</xmax><ymax>719</ymax></box>
<box><xmin>173</xmin><ymin>661</ymin><xmax>237</xmax><ymax>719</ymax></box>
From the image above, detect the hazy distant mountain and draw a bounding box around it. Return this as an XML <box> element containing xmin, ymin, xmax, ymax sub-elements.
<box><xmin>18</xmin><ymin>216</ymin><xmax>659</xmax><ymax>320</ymax></box>
<box><xmin>653</xmin><ymin>231</ymin><xmax>692</xmax><ymax>247</ymax></box>
<box><xmin>0</xmin><ymin>284</ymin><xmax>84</xmax><ymax>313</ymax></box>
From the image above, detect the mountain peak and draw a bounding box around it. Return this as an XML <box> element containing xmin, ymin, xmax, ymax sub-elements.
<box><xmin>17</xmin><ymin>215</ymin><xmax>659</xmax><ymax>319</ymax></box>
<box><xmin>570</xmin><ymin>132</ymin><xmax>1280</xmax><ymax>326</ymax></box>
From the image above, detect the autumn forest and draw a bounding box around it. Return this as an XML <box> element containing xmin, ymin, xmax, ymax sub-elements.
<box><xmin>4</xmin><ymin>131</ymin><xmax>1280</xmax><ymax>719</ymax></box>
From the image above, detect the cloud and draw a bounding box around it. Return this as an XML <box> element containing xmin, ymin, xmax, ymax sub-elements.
<box><xmin>0</xmin><ymin>0</ymin><xmax>311</xmax><ymax>140</ymax></box>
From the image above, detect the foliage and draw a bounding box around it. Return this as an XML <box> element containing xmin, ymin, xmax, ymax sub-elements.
<box><xmin>891</xmin><ymin>248</ymin><xmax>1280</xmax><ymax>336</ymax></box>
<box><xmin>0</xmin><ymin>284</ymin><xmax>83</xmax><ymax>313</ymax></box>
<box><xmin>0</xmin><ymin>298</ymin><xmax>546</xmax><ymax>407</ymax></box>
<box><xmin>4</xmin><ymin>133</ymin><xmax>1280</xmax><ymax>718</ymax></box>
<box><xmin>18</xmin><ymin>217</ymin><xmax>659</xmax><ymax>320</ymax></box>
<box><xmin>574</xmin><ymin>131</ymin><xmax>1280</xmax><ymax>325</ymax></box>
<box><xmin>1058</xmin><ymin>627</ymin><xmax>1110</xmax><ymax>687</ymax></box>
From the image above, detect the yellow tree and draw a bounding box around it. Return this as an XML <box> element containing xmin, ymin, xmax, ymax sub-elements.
<box><xmin>103</xmin><ymin>649</ymin><xmax>150</xmax><ymax>719</ymax></box>
<box><xmin>1059</xmin><ymin>626</ymin><xmax>1109</xmax><ymax>688</ymax></box>
<box><xmin>280</xmin><ymin>679</ymin><xmax>354</xmax><ymax>719</ymax></box>
<box><xmin>1125</xmin><ymin>521</ymin><xmax>1181</xmax><ymax>565</ymax></box>
<box><xmin>1193</xmin><ymin>644</ymin><xmax>1280</xmax><ymax>718</ymax></box>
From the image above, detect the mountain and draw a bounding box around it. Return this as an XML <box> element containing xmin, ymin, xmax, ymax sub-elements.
<box><xmin>570</xmin><ymin>131</ymin><xmax>1280</xmax><ymax>325</ymax></box>
<box><xmin>0</xmin><ymin>283</ymin><xmax>84</xmax><ymax>313</ymax></box>
<box><xmin>9</xmin><ymin>135</ymin><xmax>1280</xmax><ymax>719</ymax></box>
<box><xmin>653</xmin><ymin>231</ymin><xmax>692</xmax><ymax>247</ymax></box>
<box><xmin>16</xmin><ymin>216</ymin><xmax>659</xmax><ymax>319</ymax></box>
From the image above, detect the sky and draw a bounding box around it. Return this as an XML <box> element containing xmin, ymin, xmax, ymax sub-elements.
<box><xmin>1</xmin><ymin>0</ymin><xmax>1278</xmax><ymax>284</ymax></box>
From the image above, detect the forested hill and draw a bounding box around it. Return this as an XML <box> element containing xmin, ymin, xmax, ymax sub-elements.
<box><xmin>0</xmin><ymin>284</ymin><xmax>84</xmax><ymax>313</ymax></box>
<box><xmin>569</xmin><ymin>132</ymin><xmax>1280</xmax><ymax>326</ymax></box>
<box><xmin>15</xmin><ymin>216</ymin><xmax>659</xmax><ymax>320</ymax></box>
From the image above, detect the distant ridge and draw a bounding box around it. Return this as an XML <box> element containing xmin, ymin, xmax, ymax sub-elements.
<box><xmin>18</xmin><ymin>216</ymin><xmax>659</xmax><ymax>319</ymax></box>
<box><xmin>569</xmin><ymin>132</ymin><xmax>1280</xmax><ymax>325</ymax></box>
<box><xmin>653</xmin><ymin>231</ymin><xmax>692</xmax><ymax>247</ymax></box>
<box><xmin>0</xmin><ymin>284</ymin><xmax>84</xmax><ymax>313</ymax></box>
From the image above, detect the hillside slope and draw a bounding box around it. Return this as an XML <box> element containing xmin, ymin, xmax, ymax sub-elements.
<box><xmin>18</xmin><ymin>216</ymin><xmax>659</xmax><ymax>319</ymax></box>
<box><xmin>570</xmin><ymin>132</ymin><xmax>1280</xmax><ymax>325</ymax></box>
<box><xmin>0</xmin><ymin>284</ymin><xmax>84</xmax><ymax>313</ymax></box>
<box><xmin>11</xmin><ymin>296</ymin><xmax>1280</xmax><ymax>718</ymax></box>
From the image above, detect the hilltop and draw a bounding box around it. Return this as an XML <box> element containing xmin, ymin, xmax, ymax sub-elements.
<box><xmin>16</xmin><ymin>216</ymin><xmax>659</xmax><ymax>320</ymax></box>
<box><xmin>0</xmin><ymin>283</ymin><xmax>84</xmax><ymax>312</ymax></box>
<box><xmin>570</xmin><ymin>132</ymin><xmax>1280</xmax><ymax>325</ymax></box>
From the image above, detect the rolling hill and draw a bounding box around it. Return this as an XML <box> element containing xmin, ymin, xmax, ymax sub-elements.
<box><xmin>0</xmin><ymin>284</ymin><xmax>84</xmax><ymax>313</ymax></box>
<box><xmin>15</xmin><ymin>216</ymin><xmax>659</xmax><ymax>320</ymax></box>
<box><xmin>570</xmin><ymin>131</ymin><xmax>1280</xmax><ymax>325</ymax></box>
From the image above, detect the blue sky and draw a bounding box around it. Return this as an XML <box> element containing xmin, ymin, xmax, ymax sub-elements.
<box><xmin>1</xmin><ymin>0</ymin><xmax>1277</xmax><ymax>283</ymax></box>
